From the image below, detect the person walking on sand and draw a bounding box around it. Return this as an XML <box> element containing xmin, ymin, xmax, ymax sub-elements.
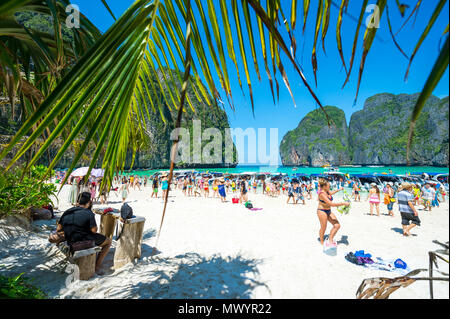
<box><xmin>120</xmin><ymin>178</ymin><xmax>129</xmax><ymax>203</ymax></box>
<box><xmin>384</xmin><ymin>182</ymin><xmax>395</xmax><ymax>217</ymax></box>
<box><xmin>397</xmin><ymin>182</ymin><xmax>420</xmax><ymax>236</ymax></box>
<box><xmin>239</xmin><ymin>179</ymin><xmax>248</xmax><ymax>203</ymax></box>
<box><xmin>151</xmin><ymin>177</ymin><xmax>159</xmax><ymax>198</ymax></box>
<box><xmin>421</xmin><ymin>183</ymin><xmax>433</xmax><ymax>212</ymax></box>
<box><xmin>353</xmin><ymin>181</ymin><xmax>361</xmax><ymax>202</ymax></box>
<box><xmin>161</xmin><ymin>173</ymin><xmax>169</xmax><ymax>200</ymax></box>
<box><xmin>218</xmin><ymin>177</ymin><xmax>227</xmax><ymax>202</ymax></box>
<box><xmin>316</xmin><ymin>179</ymin><xmax>349</xmax><ymax>247</ymax></box>
<box><xmin>413</xmin><ymin>184</ymin><xmax>421</xmax><ymax>206</ymax></box>
<box><xmin>367</xmin><ymin>183</ymin><xmax>381</xmax><ymax>216</ymax></box>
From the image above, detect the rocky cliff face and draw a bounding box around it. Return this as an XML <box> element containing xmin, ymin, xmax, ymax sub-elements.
<box><xmin>129</xmin><ymin>72</ymin><xmax>238</xmax><ymax>169</ymax></box>
<box><xmin>280</xmin><ymin>106</ymin><xmax>350</xmax><ymax>166</ymax></box>
<box><xmin>280</xmin><ymin>93</ymin><xmax>449</xmax><ymax>167</ymax></box>
<box><xmin>349</xmin><ymin>93</ymin><xmax>449</xmax><ymax>166</ymax></box>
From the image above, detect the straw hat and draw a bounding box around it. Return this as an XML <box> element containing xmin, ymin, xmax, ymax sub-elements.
<box><xmin>400</xmin><ymin>182</ymin><xmax>412</xmax><ymax>190</ymax></box>
<box><xmin>370</xmin><ymin>182</ymin><xmax>377</xmax><ymax>187</ymax></box>
<box><xmin>161</xmin><ymin>172</ymin><xmax>168</xmax><ymax>177</ymax></box>
<box><xmin>219</xmin><ymin>177</ymin><xmax>225</xmax><ymax>183</ymax></box>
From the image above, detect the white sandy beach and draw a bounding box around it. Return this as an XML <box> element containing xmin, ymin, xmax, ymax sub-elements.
<box><xmin>0</xmin><ymin>184</ymin><xmax>448</xmax><ymax>299</ymax></box>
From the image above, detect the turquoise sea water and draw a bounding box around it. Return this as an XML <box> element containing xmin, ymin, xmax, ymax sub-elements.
<box><xmin>126</xmin><ymin>165</ymin><xmax>449</xmax><ymax>176</ymax></box>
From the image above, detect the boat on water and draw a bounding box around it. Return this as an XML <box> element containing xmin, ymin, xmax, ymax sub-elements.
<box><xmin>323</xmin><ymin>165</ymin><xmax>340</xmax><ymax>172</ymax></box>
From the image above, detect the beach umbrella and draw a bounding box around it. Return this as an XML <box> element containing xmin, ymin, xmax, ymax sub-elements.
<box><xmin>70</xmin><ymin>167</ymin><xmax>89</xmax><ymax>177</ymax></box>
<box><xmin>91</xmin><ymin>168</ymin><xmax>104</xmax><ymax>178</ymax></box>
<box><xmin>70</xmin><ymin>167</ymin><xmax>104</xmax><ymax>177</ymax></box>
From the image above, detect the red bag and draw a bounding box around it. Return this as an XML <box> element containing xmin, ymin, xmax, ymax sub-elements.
<box><xmin>232</xmin><ymin>197</ymin><xmax>239</xmax><ymax>204</ymax></box>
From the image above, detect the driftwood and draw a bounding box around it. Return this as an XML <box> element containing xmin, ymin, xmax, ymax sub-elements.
<box><xmin>356</xmin><ymin>241</ymin><xmax>449</xmax><ymax>299</ymax></box>
<box><xmin>113</xmin><ymin>216</ymin><xmax>145</xmax><ymax>269</ymax></box>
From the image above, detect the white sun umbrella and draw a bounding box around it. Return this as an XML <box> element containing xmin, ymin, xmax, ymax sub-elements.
<box><xmin>70</xmin><ymin>167</ymin><xmax>104</xmax><ymax>178</ymax></box>
<box><xmin>91</xmin><ymin>168</ymin><xmax>104</xmax><ymax>178</ymax></box>
<box><xmin>70</xmin><ymin>167</ymin><xmax>89</xmax><ymax>177</ymax></box>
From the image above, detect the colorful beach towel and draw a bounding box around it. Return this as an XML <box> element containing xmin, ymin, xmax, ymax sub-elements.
<box><xmin>345</xmin><ymin>251</ymin><xmax>411</xmax><ymax>275</ymax></box>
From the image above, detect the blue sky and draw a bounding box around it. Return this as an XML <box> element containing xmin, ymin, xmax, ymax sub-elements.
<box><xmin>74</xmin><ymin>0</ymin><xmax>449</xmax><ymax>165</ymax></box>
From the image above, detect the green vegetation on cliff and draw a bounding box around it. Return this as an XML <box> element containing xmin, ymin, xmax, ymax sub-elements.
<box><xmin>280</xmin><ymin>106</ymin><xmax>350</xmax><ymax>166</ymax></box>
<box><xmin>280</xmin><ymin>93</ymin><xmax>449</xmax><ymax>167</ymax></box>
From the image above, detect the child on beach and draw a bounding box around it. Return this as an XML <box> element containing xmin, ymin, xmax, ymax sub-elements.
<box><xmin>203</xmin><ymin>178</ymin><xmax>210</xmax><ymax>198</ymax></box>
<box><xmin>413</xmin><ymin>184</ymin><xmax>421</xmax><ymax>205</ymax></box>
<box><xmin>239</xmin><ymin>180</ymin><xmax>248</xmax><ymax>203</ymax></box>
<box><xmin>432</xmin><ymin>185</ymin><xmax>440</xmax><ymax>207</ymax></box>
<box><xmin>316</xmin><ymin>179</ymin><xmax>349</xmax><ymax>247</ymax></box>
<box><xmin>151</xmin><ymin>177</ymin><xmax>159</xmax><ymax>198</ymax></box>
<box><xmin>439</xmin><ymin>186</ymin><xmax>446</xmax><ymax>202</ymax></box>
<box><xmin>295</xmin><ymin>184</ymin><xmax>305</xmax><ymax>205</ymax></box>
<box><xmin>421</xmin><ymin>183</ymin><xmax>434</xmax><ymax>211</ymax></box>
<box><xmin>286</xmin><ymin>182</ymin><xmax>295</xmax><ymax>204</ymax></box>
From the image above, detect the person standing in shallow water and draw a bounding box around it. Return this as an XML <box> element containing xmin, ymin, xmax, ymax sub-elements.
<box><xmin>316</xmin><ymin>179</ymin><xmax>349</xmax><ymax>246</ymax></box>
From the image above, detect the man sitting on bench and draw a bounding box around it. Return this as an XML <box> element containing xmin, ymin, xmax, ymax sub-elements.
<box><xmin>49</xmin><ymin>192</ymin><xmax>111</xmax><ymax>275</ymax></box>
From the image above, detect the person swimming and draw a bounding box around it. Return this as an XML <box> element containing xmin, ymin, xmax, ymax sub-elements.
<box><xmin>316</xmin><ymin>178</ymin><xmax>349</xmax><ymax>247</ymax></box>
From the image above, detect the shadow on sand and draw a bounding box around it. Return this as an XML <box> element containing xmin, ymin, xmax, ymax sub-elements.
<box><xmin>110</xmin><ymin>252</ymin><xmax>267</xmax><ymax>298</ymax></box>
<box><xmin>391</xmin><ymin>227</ymin><xmax>417</xmax><ymax>237</ymax></box>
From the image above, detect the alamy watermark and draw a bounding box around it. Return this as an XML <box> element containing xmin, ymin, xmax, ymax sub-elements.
<box><xmin>366</xmin><ymin>4</ymin><xmax>381</xmax><ymax>29</ymax></box>
<box><xmin>170</xmin><ymin>120</ymin><xmax>279</xmax><ymax>166</ymax></box>
<box><xmin>65</xmin><ymin>4</ymin><xmax>80</xmax><ymax>29</ymax></box>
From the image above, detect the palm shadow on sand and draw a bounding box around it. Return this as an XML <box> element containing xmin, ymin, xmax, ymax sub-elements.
<box><xmin>108</xmin><ymin>253</ymin><xmax>267</xmax><ymax>299</ymax></box>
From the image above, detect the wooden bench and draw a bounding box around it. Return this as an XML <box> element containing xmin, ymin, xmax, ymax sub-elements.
<box><xmin>57</xmin><ymin>242</ymin><xmax>101</xmax><ymax>280</ymax></box>
<box><xmin>93</xmin><ymin>209</ymin><xmax>146</xmax><ymax>269</ymax></box>
<box><xmin>113</xmin><ymin>216</ymin><xmax>146</xmax><ymax>269</ymax></box>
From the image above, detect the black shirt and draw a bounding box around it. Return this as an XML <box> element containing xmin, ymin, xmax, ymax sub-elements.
<box><xmin>59</xmin><ymin>206</ymin><xmax>97</xmax><ymax>244</ymax></box>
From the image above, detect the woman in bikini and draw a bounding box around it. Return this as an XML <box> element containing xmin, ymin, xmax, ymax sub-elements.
<box><xmin>367</xmin><ymin>183</ymin><xmax>381</xmax><ymax>216</ymax></box>
<box><xmin>212</xmin><ymin>179</ymin><xmax>219</xmax><ymax>198</ymax></box>
<box><xmin>317</xmin><ymin>178</ymin><xmax>349</xmax><ymax>246</ymax></box>
<box><xmin>161</xmin><ymin>173</ymin><xmax>169</xmax><ymax>200</ymax></box>
<box><xmin>203</xmin><ymin>178</ymin><xmax>210</xmax><ymax>198</ymax></box>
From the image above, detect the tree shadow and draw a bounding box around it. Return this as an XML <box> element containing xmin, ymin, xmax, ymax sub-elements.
<box><xmin>142</xmin><ymin>228</ymin><xmax>157</xmax><ymax>241</ymax></box>
<box><xmin>103</xmin><ymin>253</ymin><xmax>267</xmax><ymax>299</ymax></box>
